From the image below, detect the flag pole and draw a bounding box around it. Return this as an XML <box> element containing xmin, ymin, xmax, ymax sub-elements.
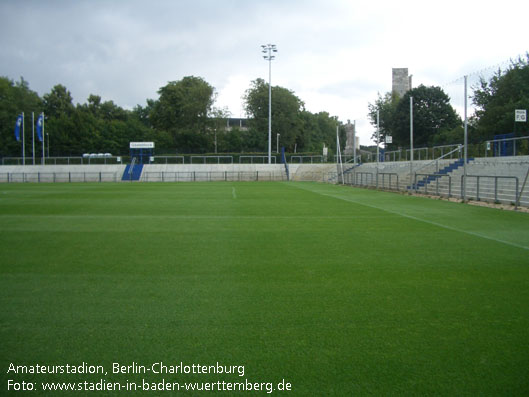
<box><xmin>32</xmin><ymin>112</ymin><xmax>35</xmax><ymax>165</ymax></box>
<box><xmin>22</xmin><ymin>112</ymin><xmax>25</xmax><ymax>166</ymax></box>
<box><xmin>42</xmin><ymin>113</ymin><xmax>45</xmax><ymax>165</ymax></box>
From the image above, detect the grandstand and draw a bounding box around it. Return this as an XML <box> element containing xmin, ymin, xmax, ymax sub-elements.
<box><xmin>344</xmin><ymin>156</ymin><xmax>529</xmax><ymax>207</ymax></box>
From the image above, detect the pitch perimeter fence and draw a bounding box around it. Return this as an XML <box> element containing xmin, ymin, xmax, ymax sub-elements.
<box><xmin>0</xmin><ymin>171</ymin><xmax>287</xmax><ymax>183</ymax></box>
<box><xmin>144</xmin><ymin>171</ymin><xmax>286</xmax><ymax>182</ymax></box>
<box><xmin>336</xmin><ymin>170</ymin><xmax>528</xmax><ymax>207</ymax></box>
<box><xmin>0</xmin><ymin>172</ymin><xmax>118</xmax><ymax>183</ymax></box>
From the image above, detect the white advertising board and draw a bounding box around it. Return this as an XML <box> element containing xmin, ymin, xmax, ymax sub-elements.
<box><xmin>130</xmin><ymin>142</ymin><xmax>155</xmax><ymax>149</ymax></box>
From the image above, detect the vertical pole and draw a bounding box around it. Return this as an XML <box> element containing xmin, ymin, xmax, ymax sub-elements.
<box><xmin>22</xmin><ymin>112</ymin><xmax>25</xmax><ymax>166</ymax></box>
<box><xmin>463</xmin><ymin>76</ymin><xmax>468</xmax><ymax>201</ymax></box>
<box><xmin>42</xmin><ymin>113</ymin><xmax>45</xmax><ymax>165</ymax></box>
<box><xmin>376</xmin><ymin>111</ymin><xmax>380</xmax><ymax>163</ymax></box>
<box><xmin>337</xmin><ymin>126</ymin><xmax>344</xmax><ymax>185</ymax></box>
<box><xmin>268</xmin><ymin>50</ymin><xmax>272</xmax><ymax>165</ymax></box>
<box><xmin>353</xmin><ymin>120</ymin><xmax>357</xmax><ymax>165</ymax></box>
<box><xmin>32</xmin><ymin>112</ymin><xmax>35</xmax><ymax>165</ymax></box>
<box><xmin>376</xmin><ymin>110</ymin><xmax>380</xmax><ymax>189</ymax></box>
<box><xmin>410</xmin><ymin>97</ymin><xmax>414</xmax><ymax>189</ymax></box>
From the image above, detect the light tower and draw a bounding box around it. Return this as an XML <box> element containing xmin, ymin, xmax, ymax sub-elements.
<box><xmin>261</xmin><ymin>44</ymin><xmax>277</xmax><ymax>164</ymax></box>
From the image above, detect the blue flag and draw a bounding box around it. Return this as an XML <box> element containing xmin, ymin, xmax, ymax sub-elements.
<box><xmin>14</xmin><ymin>114</ymin><xmax>22</xmax><ymax>141</ymax></box>
<box><xmin>36</xmin><ymin>114</ymin><xmax>44</xmax><ymax>142</ymax></box>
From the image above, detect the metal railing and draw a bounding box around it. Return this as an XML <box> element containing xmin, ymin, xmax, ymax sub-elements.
<box><xmin>190</xmin><ymin>156</ymin><xmax>234</xmax><ymax>164</ymax></box>
<box><xmin>153</xmin><ymin>156</ymin><xmax>185</xmax><ymax>164</ymax></box>
<box><xmin>144</xmin><ymin>171</ymin><xmax>286</xmax><ymax>182</ymax></box>
<box><xmin>290</xmin><ymin>155</ymin><xmax>324</xmax><ymax>164</ymax></box>
<box><xmin>432</xmin><ymin>144</ymin><xmax>462</xmax><ymax>159</ymax></box>
<box><xmin>346</xmin><ymin>172</ymin><xmax>374</xmax><ymax>187</ymax></box>
<box><xmin>413</xmin><ymin>145</ymin><xmax>463</xmax><ymax>176</ymax></box>
<box><xmin>485</xmin><ymin>136</ymin><xmax>529</xmax><ymax>157</ymax></box>
<box><xmin>462</xmin><ymin>175</ymin><xmax>519</xmax><ymax>207</ymax></box>
<box><xmin>405</xmin><ymin>147</ymin><xmax>429</xmax><ymax>161</ymax></box>
<box><xmin>0</xmin><ymin>172</ymin><xmax>118</xmax><ymax>183</ymax></box>
<box><xmin>239</xmin><ymin>156</ymin><xmax>277</xmax><ymax>164</ymax></box>
<box><xmin>377</xmin><ymin>172</ymin><xmax>399</xmax><ymax>190</ymax></box>
<box><xmin>414</xmin><ymin>173</ymin><xmax>453</xmax><ymax>197</ymax></box>
<box><xmin>1</xmin><ymin>156</ymin><xmax>123</xmax><ymax>165</ymax></box>
<box><xmin>384</xmin><ymin>150</ymin><xmax>402</xmax><ymax>162</ymax></box>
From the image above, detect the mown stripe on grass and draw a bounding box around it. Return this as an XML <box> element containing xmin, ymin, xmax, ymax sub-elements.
<box><xmin>290</xmin><ymin>183</ymin><xmax>529</xmax><ymax>251</ymax></box>
<box><xmin>0</xmin><ymin>214</ymin><xmax>394</xmax><ymax>220</ymax></box>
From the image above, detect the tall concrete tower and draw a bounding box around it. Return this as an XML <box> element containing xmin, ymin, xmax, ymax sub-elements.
<box><xmin>392</xmin><ymin>68</ymin><xmax>410</xmax><ymax>98</ymax></box>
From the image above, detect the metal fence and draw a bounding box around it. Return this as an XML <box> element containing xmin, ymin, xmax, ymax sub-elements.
<box><xmin>1</xmin><ymin>156</ymin><xmax>122</xmax><ymax>165</ymax></box>
<box><xmin>334</xmin><ymin>168</ymin><xmax>528</xmax><ymax>207</ymax></box>
<box><xmin>0</xmin><ymin>172</ymin><xmax>118</xmax><ymax>183</ymax></box>
<box><xmin>144</xmin><ymin>171</ymin><xmax>286</xmax><ymax>182</ymax></box>
<box><xmin>239</xmin><ymin>156</ymin><xmax>277</xmax><ymax>164</ymax></box>
<box><xmin>290</xmin><ymin>155</ymin><xmax>324</xmax><ymax>164</ymax></box>
<box><xmin>190</xmin><ymin>156</ymin><xmax>234</xmax><ymax>164</ymax></box>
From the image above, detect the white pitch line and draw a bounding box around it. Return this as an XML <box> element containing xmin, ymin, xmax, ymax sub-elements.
<box><xmin>289</xmin><ymin>183</ymin><xmax>529</xmax><ymax>251</ymax></box>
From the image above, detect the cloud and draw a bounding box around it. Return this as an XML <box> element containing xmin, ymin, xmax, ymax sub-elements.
<box><xmin>0</xmin><ymin>0</ymin><xmax>528</xmax><ymax>145</ymax></box>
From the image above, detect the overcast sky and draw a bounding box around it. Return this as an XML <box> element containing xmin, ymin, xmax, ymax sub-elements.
<box><xmin>1</xmin><ymin>0</ymin><xmax>528</xmax><ymax>145</ymax></box>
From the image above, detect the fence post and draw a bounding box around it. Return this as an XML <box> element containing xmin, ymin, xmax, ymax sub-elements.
<box><xmin>476</xmin><ymin>177</ymin><xmax>480</xmax><ymax>201</ymax></box>
<box><xmin>515</xmin><ymin>177</ymin><xmax>519</xmax><ymax>210</ymax></box>
<box><xmin>494</xmin><ymin>176</ymin><xmax>498</xmax><ymax>202</ymax></box>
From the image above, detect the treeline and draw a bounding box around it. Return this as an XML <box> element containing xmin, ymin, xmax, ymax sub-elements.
<box><xmin>0</xmin><ymin>75</ymin><xmax>345</xmax><ymax>159</ymax></box>
<box><xmin>367</xmin><ymin>56</ymin><xmax>529</xmax><ymax>150</ymax></box>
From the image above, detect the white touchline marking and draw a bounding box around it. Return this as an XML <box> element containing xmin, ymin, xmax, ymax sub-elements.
<box><xmin>289</xmin><ymin>183</ymin><xmax>529</xmax><ymax>251</ymax></box>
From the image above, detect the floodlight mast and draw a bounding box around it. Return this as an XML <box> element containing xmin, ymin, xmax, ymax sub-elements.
<box><xmin>262</xmin><ymin>44</ymin><xmax>277</xmax><ymax>164</ymax></box>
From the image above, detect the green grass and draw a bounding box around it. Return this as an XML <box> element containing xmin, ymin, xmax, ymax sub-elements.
<box><xmin>1</xmin><ymin>181</ymin><xmax>529</xmax><ymax>396</ymax></box>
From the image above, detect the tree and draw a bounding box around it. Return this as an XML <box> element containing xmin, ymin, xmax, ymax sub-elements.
<box><xmin>150</xmin><ymin>76</ymin><xmax>215</xmax><ymax>140</ymax></box>
<box><xmin>244</xmin><ymin>78</ymin><xmax>305</xmax><ymax>152</ymax></box>
<box><xmin>473</xmin><ymin>55</ymin><xmax>529</xmax><ymax>140</ymax></box>
<box><xmin>392</xmin><ymin>85</ymin><xmax>460</xmax><ymax>147</ymax></box>
<box><xmin>0</xmin><ymin>77</ymin><xmax>42</xmax><ymax>158</ymax></box>
<box><xmin>367</xmin><ymin>91</ymin><xmax>400</xmax><ymax>146</ymax></box>
<box><xmin>300</xmin><ymin>111</ymin><xmax>341</xmax><ymax>153</ymax></box>
<box><xmin>43</xmin><ymin>84</ymin><xmax>74</xmax><ymax>118</ymax></box>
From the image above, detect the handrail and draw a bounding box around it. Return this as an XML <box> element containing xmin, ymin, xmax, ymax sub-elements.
<box><xmin>127</xmin><ymin>157</ymin><xmax>136</xmax><ymax>181</ymax></box>
<box><xmin>414</xmin><ymin>145</ymin><xmax>463</xmax><ymax>174</ymax></box>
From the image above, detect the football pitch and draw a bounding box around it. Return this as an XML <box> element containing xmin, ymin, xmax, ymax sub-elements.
<box><xmin>1</xmin><ymin>181</ymin><xmax>529</xmax><ymax>395</ymax></box>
